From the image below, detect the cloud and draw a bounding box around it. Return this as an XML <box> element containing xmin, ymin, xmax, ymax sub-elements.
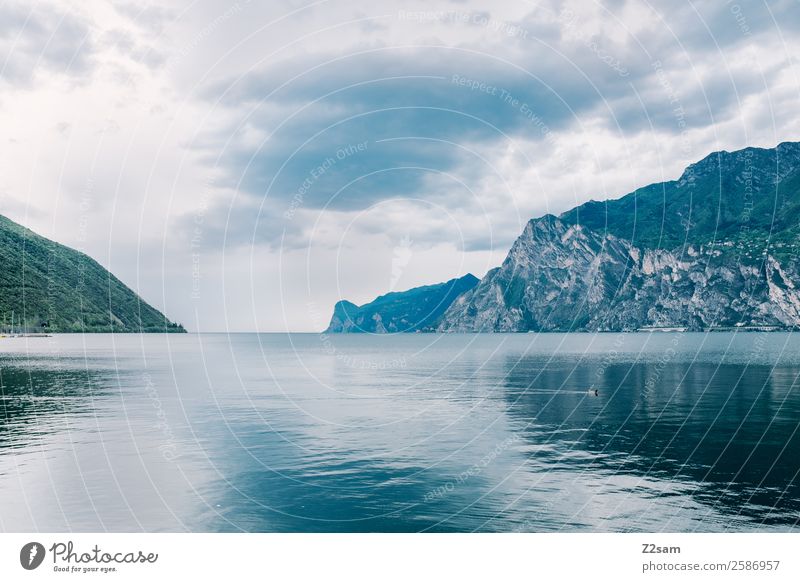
<box><xmin>180</xmin><ymin>0</ymin><xmax>799</xmax><ymax>255</ymax></box>
<box><xmin>0</xmin><ymin>1</ymin><xmax>95</xmax><ymax>86</ymax></box>
<box><xmin>188</xmin><ymin>4</ymin><xmax>793</xmax><ymax>221</ymax></box>
<box><xmin>186</xmin><ymin>45</ymin><xmax>638</xmax><ymax>250</ymax></box>
<box><xmin>111</xmin><ymin>1</ymin><xmax>174</xmax><ymax>35</ymax></box>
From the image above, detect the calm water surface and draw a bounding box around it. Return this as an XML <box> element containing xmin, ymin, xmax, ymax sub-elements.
<box><xmin>1</xmin><ymin>332</ymin><xmax>799</xmax><ymax>532</ymax></box>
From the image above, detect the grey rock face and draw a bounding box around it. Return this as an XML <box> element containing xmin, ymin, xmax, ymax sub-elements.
<box><xmin>439</xmin><ymin>142</ymin><xmax>800</xmax><ymax>332</ymax></box>
<box><xmin>438</xmin><ymin>214</ymin><xmax>800</xmax><ymax>331</ymax></box>
<box><xmin>438</xmin><ymin>216</ymin><xmax>631</xmax><ymax>331</ymax></box>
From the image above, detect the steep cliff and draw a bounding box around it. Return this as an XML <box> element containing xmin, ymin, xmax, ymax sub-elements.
<box><xmin>325</xmin><ymin>274</ymin><xmax>479</xmax><ymax>333</ymax></box>
<box><xmin>439</xmin><ymin>142</ymin><xmax>800</xmax><ymax>332</ymax></box>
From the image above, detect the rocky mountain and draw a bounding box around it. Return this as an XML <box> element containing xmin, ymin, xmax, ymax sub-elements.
<box><xmin>438</xmin><ymin>142</ymin><xmax>800</xmax><ymax>332</ymax></box>
<box><xmin>0</xmin><ymin>214</ymin><xmax>184</xmax><ymax>333</ymax></box>
<box><xmin>325</xmin><ymin>274</ymin><xmax>478</xmax><ymax>333</ymax></box>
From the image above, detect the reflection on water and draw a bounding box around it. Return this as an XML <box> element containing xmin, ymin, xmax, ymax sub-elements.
<box><xmin>502</xmin><ymin>358</ymin><xmax>800</xmax><ymax>530</ymax></box>
<box><xmin>0</xmin><ymin>332</ymin><xmax>798</xmax><ymax>532</ymax></box>
<box><xmin>0</xmin><ymin>362</ymin><xmax>107</xmax><ymax>450</ymax></box>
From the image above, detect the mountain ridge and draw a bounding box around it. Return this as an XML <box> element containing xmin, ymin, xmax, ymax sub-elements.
<box><xmin>439</xmin><ymin>141</ymin><xmax>800</xmax><ymax>332</ymax></box>
<box><xmin>328</xmin><ymin>141</ymin><xmax>800</xmax><ymax>333</ymax></box>
<box><xmin>325</xmin><ymin>274</ymin><xmax>479</xmax><ymax>333</ymax></box>
<box><xmin>0</xmin><ymin>214</ymin><xmax>184</xmax><ymax>333</ymax></box>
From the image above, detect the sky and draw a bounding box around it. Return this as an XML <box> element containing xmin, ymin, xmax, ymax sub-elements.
<box><xmin>0</xmin><ymin>0</ymin><xmax>799</xmax><ymax>332</ymax></box>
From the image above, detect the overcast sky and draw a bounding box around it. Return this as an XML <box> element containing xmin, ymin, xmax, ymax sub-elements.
<box><xmin>1</xmin><ymin>0</ymin><xmax>798</xmax><ymax>331</ymax></box>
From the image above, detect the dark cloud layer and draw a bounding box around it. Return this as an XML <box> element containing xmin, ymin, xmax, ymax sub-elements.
<box><xmin>193</xmin><ymin>47</ymin><xmax>624</xmax><ymax>230</ymax></box>
<box><xmin>185</xmin><ymin>0</ymin><xmax>800</xmax><ymax>250</ymax></box>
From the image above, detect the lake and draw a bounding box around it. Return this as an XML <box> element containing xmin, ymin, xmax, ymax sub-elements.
<box><xmin>0</xmin><ymin>332</ymin><xmax>798</xmax><ymax>532</ymax></box>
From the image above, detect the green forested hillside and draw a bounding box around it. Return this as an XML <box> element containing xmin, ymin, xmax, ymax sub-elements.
<box><xmin>0</xmin><ymin>215</ymin><xmax>184</xmax><ymax>333</ymax></box>
<box><xmin>560</xmin><ymin>141</ymin><xmax>800</xmax><ymax>254</ymax></box>
<box><xmin>326</xmin><ymin>274</ymin><xmax>479</xmax><ymax>332</ymax></box>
